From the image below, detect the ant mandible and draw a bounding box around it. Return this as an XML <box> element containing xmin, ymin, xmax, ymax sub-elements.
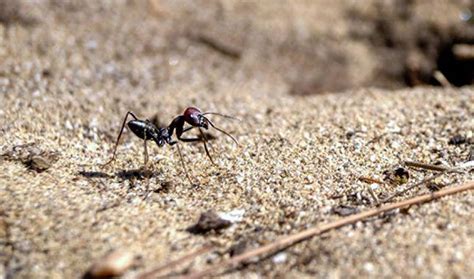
<box><xmin>167</xmin><ymin>107</ymin><xmax>239</xmax><ymax>164</ymax></box>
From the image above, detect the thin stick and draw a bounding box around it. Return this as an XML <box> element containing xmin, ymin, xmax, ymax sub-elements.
<box><xmin>433</xmin><ymin>70</ymin><xmax>452</xmax><ymax>87</ymax></box>
<box><xmin>182</xmin><ymin>181</ymin><xmax>474</xmax><ymax>279</ymax></box>
<box><xmin>404</xmin><ymin>161</ymin><xmax>450</xmax><ymax>172</ymax></box>
<box><xmin>194</xmin><ymin>34</ymin><xmax>242</xmax><ymax>59</ymax></box>
<box><xmin>381</xmin><ymin>172</ymin><xmax>445</xmax><ymax>203</ymax></box>
<box><xmin>138</xmin><ymin>245</ymin><xmax>214</xmax><ymax>279</ymax></box>
<box><xmin>359</xmin><ymin>176</ymin><xmax>385</xmax><ymax>185</ymax></box>
<box><xmin>367</xmin><ymin>185</ymin><xmax>380</xmax><ymax>205</ymax></box>
<box><xmin>452</xmin><ymin>44</ymin><xmax>474</xmax><ymax>60</ymax></box>
<box><xmin>384</xmin><ymin>161</ymin><xmax>474</xmax><ymax>203</ymax></box>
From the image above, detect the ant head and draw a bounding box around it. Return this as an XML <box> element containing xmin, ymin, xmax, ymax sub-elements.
<box><xmin>183</xmin><ymin>107</ymin><xmax>208</xmax><ymax>129</ymax></box>
<box><xmin>155</xmin><ymin>128</ymin><xmax>172</xmax><ymax>146</ymax></box>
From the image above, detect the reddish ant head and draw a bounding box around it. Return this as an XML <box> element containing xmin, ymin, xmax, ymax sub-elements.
<box><xmin>183</xmin><ymin>107</ymin><xmax>208</xmax><ymax>129</ymax></box>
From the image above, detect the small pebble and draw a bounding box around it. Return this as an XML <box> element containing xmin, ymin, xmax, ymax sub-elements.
<box><xmin>448</xmin><ymin>135</ymin><xmax>466</xmax><ymax>145</ymax></box>
<box><xmin>272</xmin><ymin>252</ymin><xmax>287</xmax><ymax>264</ymax></box>
<box><xmin>26</xmin><ymin>156</ymin><xmax>52</xmax><ymax>172</ymax></box>
<box><xmin>228</xmin><ymin>240</ymin><xmax>247</xmax><ymax>257</ymax></box>
<box><xmin>332</xmin><ymin>205</ymin><xmax>359</xmax><ymax>216</ymax></box>
<box><xmin>218</xmin><ymin>209</ymin><xmax>245</xmax><ymax>223</ymax></box>
<box><xmin>186</xmin><ymin>210</ymin><xmax>232</xmax><ymax>234</ymax></box>
<box><xmin>364</xmin><ymin>262</ymin><xmax>375</xmax><ymax>273</ymax></box>
<box><xmin>85</xmin><ymin>249</ymin><xmax>135</xmax><ymax>279</ymax></box>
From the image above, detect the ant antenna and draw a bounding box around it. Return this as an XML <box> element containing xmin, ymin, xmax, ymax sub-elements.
<box><xmin>198</xmin><ymin>127</ymin><xmax>216</xmax><ymax>165</ymax></box>
<box><xmin>202</xmin><ymin>116</ymin><xmax>239</xmax><ymax>145</ymax></box>
<box><xmin>202</xmin><ymin>112</ymin><xmax>241</xmax><ymax>121</ymax></box>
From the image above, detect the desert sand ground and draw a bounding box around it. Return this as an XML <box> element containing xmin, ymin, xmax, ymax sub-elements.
<box><xmin>1</xmin><ymin>1</ymin><xmax>473</xmax><ymax>278</ymax></box>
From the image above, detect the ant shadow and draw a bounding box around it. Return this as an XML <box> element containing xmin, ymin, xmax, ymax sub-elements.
<box><xmin>78</xmin><ymin>168</ymin><xmax>157</xmax><ymax>181</ymax></box>
<box><xmin>78</xmin><ymin>168</ymin><xmax>173</xmax><ymax>202</ymax></box>
<box><xmin>78</xmin><ymin>170</ymin><xmax>111</xmax><ymax>178</ymax></box>
<box><xmin>116</xmin><ymin>168</ymin><xmax>156</xmax><ymax>180</ymax></box>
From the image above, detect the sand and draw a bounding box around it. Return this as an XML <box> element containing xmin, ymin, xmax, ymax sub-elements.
<box><xmin>1</xmin><ymin>1</ymin><xmax>473</xmax><ymax>278</ymax></box>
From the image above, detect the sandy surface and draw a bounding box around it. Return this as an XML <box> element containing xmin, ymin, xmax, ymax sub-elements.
<box><xmin>1</xmin><ymin>1</ymin><xmax>473</xmax><ymax>278</ymax></box>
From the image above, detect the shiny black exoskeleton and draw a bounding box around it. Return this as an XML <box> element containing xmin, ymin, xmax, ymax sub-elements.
<box><xmin>127</xmin><ymin>119</ymin><xmax>172</xmax><ymax>147</ymax></box>
<box><xmin>102</xmin><ymin>112</ymin><xmax>177</xmax><ymax>169</ymax></box>
<box><xmin>102</xmin><ymin>107</ymin><xmax>239</xmax><ymax>185</ymax></box>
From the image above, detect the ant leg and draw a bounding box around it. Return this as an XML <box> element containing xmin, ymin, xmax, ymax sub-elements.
<box><xmin>143</xmin><ymin>139</ymin><xmax>149</xmax><ymax>167</ymax></box>
<box><xmin>143</xmin><ymin>138</ymin><xmax>152</xmax><ymax>185</ymax></box>
<box><xmin>175</xmin><ymin>143</ymin><xmax>194</xmax><ymax>185</ymax></box>
<box><xmin>142</xmin><ymin>128</ymin><xmax>153</xmax><ymax>184</ymax></box>
<box><xmin>102</xmin><ymin>111</ymin><xmax>139</xmax><ymax>167</ymax></box>
<box><xmin>176</xmin><ymin>134</ymin><xmax>215</xmax><ymax>164</ymax></box>
<box><xmin>182</xmin><ymin>126</ymin><xmax>195</xmax><ymax>133</ymax></box>
<box><xmin>202</xmin><ymin>116</ymin><xmax>239</xmax><ymax>145</ymax></box>
<box><xmin>176</xmin><ymin>136</ymin><xmax>202</xmax><ymax>142</ymax></box>
<box><xmin>198</xmin><ymin>127</ymin><xmax>215</xmax><ymax>165</ymax></box>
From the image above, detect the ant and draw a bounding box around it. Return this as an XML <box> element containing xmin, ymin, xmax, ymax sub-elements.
<box><xmin>101</xmin><ymin>111</ymin><xmax>193</xmax><ymax>183</ymax></box>
<box><xmin>102</xmin><ymin>107</ymin><xmax>238</xmax><ymax>184</ymax></box>
<box><xmin>168</xmin><ymin>107</ymin><xmax>239</xmax><ymax>164</ymax></box>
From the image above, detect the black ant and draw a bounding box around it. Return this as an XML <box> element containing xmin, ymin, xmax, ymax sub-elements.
<box><xmin>168</xmin><ymin>107</ymin><xmax>239</xmax><ymax>164</ymax></box>
<box><xmin>101</xmin><ymin>111</ymin><xmax>194</xmax><ymax>183</ymax></box>
<box><xmin>102</xmin><ymin>107</ymin><xmax>238</xmax><ymax>184</ymax></box>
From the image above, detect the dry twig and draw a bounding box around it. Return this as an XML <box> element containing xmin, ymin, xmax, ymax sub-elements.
<box><xmin>181</xmin><ymin>181</ymin><xmax>474</xmax><ymax>279</ymax></box>
<box><xmin>452</xmin><ymin>44</ymin><xmax>474</xmax><ymax>60</ymax></box>
<box><xmin>367</xmin><ymin>185</ymin><xmax>380</xmax><ymax>205</ymax></box>
<box><xmin>404</xmin><ymin>161</ymin><xmax>450</xmax><ymax>172</ymax></box>
<box><xmin>138</xmin><ymin>245</ymin><xmax>214</xmax><ymax>279</ymax></box>
<box><xmin>193</xmin><ymin>34</ymin><xmax>242</xmax><ymax>59</ymax></box>
<box><xmin>383</xmin><ymin>160</ymin><xmax>474</xmax><ymax>203</ymax></box>
<box><xmin>365</xmin><ymin>131</ymin><xmax>401</xmax><ymax>145</ymax></box>
<box><xmin>359</xmin><ymin>176</ymin><xmax>385</xmax><ymax>184</ymax></box>
<box><xmin>433</xmin><ymin>70</ymin><xmax>452</xmax><ymax>87</ymax></box>
<box><xmin>380</xmin><ymin>172</ymin><xmax>444</xmax><ymax>203</ymax></box>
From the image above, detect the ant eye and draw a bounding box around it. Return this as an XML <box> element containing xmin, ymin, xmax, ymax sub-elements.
<box><xmin>199</xmin><ymin>116</ymin><xmax>206</xmax><ymax>125</ymax></box>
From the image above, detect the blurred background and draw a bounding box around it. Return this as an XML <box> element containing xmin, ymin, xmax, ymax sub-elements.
<box><xmin>1</xmin><ymin>0</ymin><xmax>473</xmax><ymax>99</ymax></box>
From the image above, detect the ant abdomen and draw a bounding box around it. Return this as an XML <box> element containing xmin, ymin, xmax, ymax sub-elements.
<box><xmin>127</xmin><ymin>120</ymin><xmax>156</xmax><ymax>140</ymax></box>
